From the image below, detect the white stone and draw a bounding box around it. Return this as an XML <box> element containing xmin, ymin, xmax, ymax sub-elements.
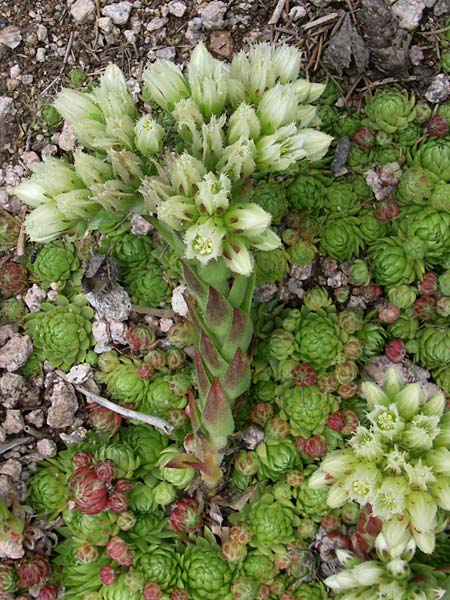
<box><xmin>98</xmin><ymin>16</ymin><xmax>113</xmax><ymax>32</ymax></box>
<box><xmin>70</xmin><ymin>0</ymin><xmax>95</xmax><ymax>23</ymax></box>
<box><xmin>146</xmin><ymin>17</ymin><xmax>167</xmax><ymax>31</ymax></box>
<box><xmin>168</xmin><ymin>1</ymin><xmax>187</xmax><ymax>17</ymax></box>
<box><xmin>47</xmin><ymin>381</ymin><xmax>78</xmax><ymax>429</ymax></box>
<box><xmin>24</xmin><ymin>284</ymin><xmax>46</xmax><ymax>312</ymax></box>
<box><xmin>58</xmin><ymin>122</ymin><xmax>76</xmax><ymax>152</ymax></box>
<box><xmin>160</xmin><ymin>318</ymin><xmax>174</xmax><ymax>333</ymax></box>
<box><xmin>171</xmin><ymin>285</ymin><xmax>189</xmax><ymax>317</ymax></box>
<box><xmin>0</xmin><ymin>97</ymin><xmax>14</xmax><ymax>121</ymax></box>
<box><xmin>198</xmin><ymin>1</ymin><xmax>227</xmax><ymax>29</ymax></box>
<box><xmin>3</xmin><ymin>410</ymin><xmax>24</xmax><ymax>434</ymax></box>
<box><xmin>156</xmin><ymin>46</ymin><xmax>176</xmax><ymax>60</ymax></box>
<box><xmin>0</xmin><ymin>335</ymin><xmax>33</xmax><ymax>372</ymax></box>
<box><xmin>0</xmin><ymin>25</ymin><xmax>22</xmax><ymax>49</ymax></box>
<box><xmin>0</xmin><ymin>460</ymin><xmax>22</xmax><ymax>479</ymax></box>
<box><xmin>37</xmin><ymin>24</ymin><xmax>48</xmax><ymax>42</ymax></box>
<box><xmin>289</xmin><ymin>5</ymin><xmax>307</xmax><ymax>20</ymax></box>
<box><xmin>425</xmin><ymin>74</ymin><xmax>450</xmax><ymax>103</ymax></box>
<box><xmin>65</xmin><ymin>364</ymin><xmax>94</xmax><ymax>384</ymax></box>
<box><xmin>36</xmin><ymin>47</ymin><xmax>46</xmax><ymax>63</ymax></box>
<box><xmin>36</xmin><ymin>439</ymin><xmax>57</xmax><ymax>458</ymax></box>
<box><xmin>92</xmin><ymin>319</ymin><xmax>113</xmax><ymax>353</ymax></box>
<box><xmin>102</xmin><ymin>1</ymin><xmax>133</xmax><ymax>25</ymax></box>
<box><xmin>392</xmin><ymin>0</ymin><xmax>428</xmax><ymax>31</ymax></box>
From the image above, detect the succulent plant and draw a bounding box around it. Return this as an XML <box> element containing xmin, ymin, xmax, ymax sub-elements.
<box><xmin>287</xmin><ymin>174</ymin><xmax>325</xmax><ymax>211</ymax></box>
<box><xmin>246</xmin><ymin>182</ymin><xmax>288</xmax><ymax>225</ymax></box>
<box><xmin>247</xmin><ymin>495</ymin><xmax>299</xmax><ymax>549</ymax></box>
<box><xmin>67</xmin><ymin>466</ymin><xmax>109</xmax><ymax>515</ymax></box>
<box><xmin>0</xmin><ymin>297</ymin><xmax>27</xmax><ymax>324</ymax></box>
<box><xmin>24</xmin><ymin>298</ymin><xmax>94</xmax><ymax>371</ymax></box>
<box><xmin>364</xmin><ymin>89</ymin><xmax>416</xmax><ymax>133</ymax></box>
<box><xmin>0</xmin><ymin>262</ymin><xmax>28</xmax><ymax>296</ymax></box>
<box><xmin>256</xmin><ymin>437</ymin><xmax>300</xmax><ymax>479</ymax></box>
<box><xmin>396</xmin><ymin>207</ymin><xmax>450</xmax><ymax>265</ymax></box>
<box><xmin>28</xmin><ymin>465</ymin><xmax>68</xmax><ymax>518</ymax></box>
<box><xmin>412</xmin><ymin>137</ymin><xmax>450</xmax><ymax>181</ymax></box>
<box><xmin>255</xmin><ymin>247</ymin><xmax>289</xmax><ymax>285</ymax></box>
<box><xmin>294</xmin><ymin>307</ymin><xmax>342</xmax><ymax>371</ymax></box>
<box><xmin>368</xmin><ymin>237</ymin><xmax>425</xmax><ymax>287</ymax></box>
<box><xmin>137</xmin><ymin>544</ymin><xmax>180</xmax><ymax>591</ymax></box>
<box><xmin>320</xmin><ymin>218</ymin><xmax>362</xmax><ymax>262</ymax></box>
<box><xmin>0</xmin><ymin>563</ymin><xmax>18</xmax><ymax>595</ymax></box>
<box><xmin>125</xmin><ymin>265</ymin><xmax>170</xmax><ymax>307</ymax></box>
<box><xmin>407</xmin><ymin>325</ymin><xmax>450</xmax><ymax>370</ymax></box>
<box><xmin>0</xmin><ymin>212</ymin><xmax>20</xmax><ymax>252</ymax></box>
<box><xmin>279</xmin><ymin>383</ymin><xmax>337</xmax><ymax>438</ymax></box>
<box><xmin>181</xmin><ymin>541</ymin><xmax>233</xmax><ymax>600</ymax></box>
<box><xmin>30</xmin><ymin>241</ymin><xmax>80</xmax><ymax>289</ymax></box>
<box><xmin>310</xmin><ymin>367</ymin><xmax>450</xmax><ymax>553</ymax></box>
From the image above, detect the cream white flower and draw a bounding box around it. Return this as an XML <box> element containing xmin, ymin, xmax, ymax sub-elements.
<box><xmin>139</xmin><ymin>176</ymin><xmax>173</xmax><ymax>213</ymax></box>
<box><xmin>257</xmin><ymin>84</ymin><xmax>299</xmax><ymax>134</ymax></box>
<box><xmin>345</xmin><ymin>463</ymin><xmax>381</xmax><ymax>505</ymax></box>
<box><xmin>14</xmin><ymin>181</ymin><xmax>49</xmax><ymax>207</ymax></box>
<box><xmin>201</xmin><ymin>115</ymin><xmax>226</xmax><ymax>170</ymax></box>
<box><xmin>24</xmin><ymin>202</ymin><xmax>75</xmax><ymax>243</ymax></box>
<box><xmin>228</xmin><ymin>103</ymin><xmax>261</xmax><ymax>144</ymax></box>
<box><xmin>350</xmin><ymin>427</ymin><xmax>384</xmax><ymax>461</ymax></box>
<box><xmin>430</xmin><ymin>477</ymin><xmax>450</xmax><ymax>511</ymax></box>
<box><xmin>372</xmin><ymin>476</ymin><xmax>407</xmax><ymax>520</ymax></box>
<box><xmin>94</xmin><ymin>63</ymin><xmax>137</xmax><ymax>121</ymax></box>
<box><xmin>134</xmin><ymin>115</ymin><xmax>165</xmax><ymax>157</ymax></box>
<box><xmin>222</xmin><ymin>238</ymin><xmax>254</xmax><ymax>276</ymax></box>
<box><xmin>184</xmin><ymin>218</ymin><xmax>225</xmax><ymax>266</ymax></box>
<box><xmin>157</xmin><ymin>196</ymin><xmax>198</xmax><ymax>231</ymax></box>
<box><xmin>272</xmin><ymin>45</ymin><xmax>302</xmax><ymax>84</ymax></box>
<box><xmin>291</xmin><ymin>128</ymin><xmax>333</xmax><ymax>162</ymax></box>
<box><xmin>406</xmin><ymin>491</ymin><xmax>437</xmax><ymax>533</ymax></box>
<box><xmin>74</xmin><ymin>151</ymin><xmax>114</xmax><ymax>187</ymax></box>
<box><xmin>55</xmin><ymin>190</ymin><xmax>97</xmax><ymax>220</ymax></box>
<box><xmin>143</xmin><ymin>59</ymin><xmax>190</xmax><ymax>111</ymax></box>
<box><xmin>195</xmin><ymin>172</ymin><xmax>231</xmax><ymax>214</ymax></box>
<box><xmin>246</xmin><ymin>229</ymin><xmax>281</xmax><ymax>251</ymax></box>
<box><xmin>218</xmin><ymin>137</ymin><xmax>257</xmax><ymax>181</ymax></box>
<box><xmin>170</xmin><ymin>153</ymin><xmax>206</xmax><ymax>197</ymax></box>
<box><xmin>224</xmin><ymin>203</ymin><xmax>271</xmax><ymax>236</ymax></box>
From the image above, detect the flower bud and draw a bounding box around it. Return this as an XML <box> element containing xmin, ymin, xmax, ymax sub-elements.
<box><xmin>170</xmin><ymin>153</ymin><xmax>206</xmax><ymax>197</ymax></box>
<box><xmin>195</xmin><ymin>172</ymin><xmax>230</xmax><ymax>214</ymax></box>
<box><xmin>424</xmin><ymin>447</ymin><xmax>450</xmax><ymax>475</ymax></box>
<box><xmin>228</xmin><ymin>103</ymin><xmax>261</xmax><ymax>144</ymax></box>
<box><xmin>293</xmin><ymin>128</ymin><xmax>333</xmax><ymax>162</ymax></box>
<box><xmin>324</xmin><ymin>570</ymin><xmax>358</xmax><ymax>590</ymax></box>
<box><xmin>134</xmin><ymin>115</ymin><xmax>164</xmax><ymax>157</ymax></box>
<box><xmin>272</xmin><ymin>45</ymin><xmax>302</xmax><ymax>84</ymax></box>
<box><xmin>430</xmin><ymin>478</ymin><xmax>450</xmax><ymax>511</ymax></box>
<box><xmin>222</xmin><ymin>237</ymin><xmax>253</xmax><ymax>276</ymax></box>
<box><xmin>225</xmin><ymin>203</ymin><xmax>271</xmax><ymax>236</ymax></box>
<box><xmin>292</xmin><ymin>79</ymin><xmax>325</xmax><ymax>103</ymax></box>
<box><xmin>386</xmin><ymin>558</ymin><xmax>410</xmax><ymax>579</ymax></box>
<box><xmin>218</xmin><ymin>137</ymin><xmax>257</xmax><ymax>181</ymax></box>
<box><xmin>201</xmin><ymin>115</ymin><xmax>226</xmax><ymax>170</ymax></box>
<box><xmin>406</xmin><ymin>491</ymin><xmax>437</xmax><ymax>533</ymax></box>
<box><xmin>396</xmin><ymin>383</ymin><xmax>423</xmax><ymax>420</ymax></box>
<box><xmin>257</xmin><ymin>84</ymin><xmax>299</xmax><ymax>134</ymax></box>
<box><xmin>143</xmin><ymin>60</ymin><xmax>189</xmax><ymax>111</ymax></box>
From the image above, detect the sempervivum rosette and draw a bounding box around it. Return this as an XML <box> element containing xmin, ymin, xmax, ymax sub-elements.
<box><xmin>364</xmin><ymin>89</ymin><xmax>416</xmax><ymax>133</ymax></box>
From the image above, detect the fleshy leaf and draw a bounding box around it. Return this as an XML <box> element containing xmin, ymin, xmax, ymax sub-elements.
<box><xmin>222</xmin><ymin>347</ymin><xmax>251</xmax><ymax>402</ymax></box>
<box><xmin>203</xmin><ymin>379</ymin><xmax>234</xmax><ymax>443</ymax></box>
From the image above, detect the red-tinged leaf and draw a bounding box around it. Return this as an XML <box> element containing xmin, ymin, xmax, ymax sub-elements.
<box><xmin>222</xmin><ymin>347</ymin><xmax>251</xmax><ymax>403</ymax></box>
<box><xmin>194</xmin><ymin>433</ymin><xmax>223</xmax><ymax>486</ymax></box>
<box><xmin>205</xmin><ymin>286</ymin><xmax>233</xmax><ymax>334</ymax></box>
<box><xmin>165</xmin><ymin>453</ymin><xmax>204</xmax><ymax>471</ymax></box>
<box><xmin>228</xmin><ymin>271</ymin><xmax>256</xmax><ymax>312</ymax></box>
<box><xmin>195</xmin><ymin>353</ymin><xmax>210</xmax><ymax>407</ymax></box>
<box><xmin>203</xmin><ymin>379</ymin><xmax>234</xmax><ymax>440</ymax></box>
<box><xmin>222</xmin><ymin>308</ymin><xmax>253</xmax><ymax>361</ymax></box>
<box><xmin>199</xmin><ymin>331</ymin><xmax>227</xmax><ymax>378</ymax></box>
<box><xmin>188</xmin><ymin>389</ymin><xmax>202</xmax><ymax>431</ymax></box>
<box><xmin>183</xmin><ymin>263</ymin><xmax>207</xmax><ymax>308</ymax></box>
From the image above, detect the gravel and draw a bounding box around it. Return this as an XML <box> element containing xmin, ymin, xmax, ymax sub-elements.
<box><xmin>46</xmin><ymin>381</ymin><xmax>78</xmax><ymax>429</ymax></box>
<box><xmin>70</xmin><ymin>0</ymin><xmax>96</xmax><ymax>23</ymax></box>
<box><xmin>102</xmin><ymin>2</ymin><xmax>133</xmax><ymax>26</ymax></box>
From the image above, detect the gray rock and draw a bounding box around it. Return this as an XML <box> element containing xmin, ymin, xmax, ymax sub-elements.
<box><xmin>168</xmin><ymin>1</ymin><xmax>187</xmax><ymax>17</ymax></box>
<box><xmin>102</xmin><ymin>2</ymin><xmax>133</xmax><ymax>25</ymax></box>
<box><xmin>58</xmin><ymin>122</ymin><xmax>76</xmax><ymax>152</ymax></box>
<box><xmin>3</xmin><ymin>410</ymin><xmax>24</xmax><ymax>434</ymax></box>
<box><xmin>25</xmin><ymin>410</ymin><xmax>44</xmax><ymax>428</ymax></box>
<box><xmin>0</xmin><ymin>373</ymin><xmax>28</xmax><ymax>409</ymax></box>
<box><xmin>425</xmin><ymin>74</ymin><xmax>450</xmax><ymax>103</ymax></box>
<box><xmin>156</xmin><ymin>46</ymin><xmax>176</xmax><ymax>60</ymax></box>
<box><xmin>146</xmin><ymin>17</ymin><xmax>167</xmax><ymax>31</ymax></box>
<box><xmin>36</xmin><ymin>439</ymin><xmax>57</xmax><ymax>458</ymax></box>
<box><xmin>0</xmin><ymin>326</ymin><xmax>16</xmax><ymax>347</ymax></box>
<box><xmin>47</xmin><ymin>381</ymin><xmax>78</xmax><ymax>429</ymax></box>
<box><xmin>36</xmin><ymin>47</ymin><xmax>46</xmax><ymax>63</ymax></box>
<box><xmin>60</xmin><ymin>427</ymin><xmax>88</xmax><ymax>445</ymax></box>
<box><xmin>289</xmin><ymin>5</ymin><xmax>307</xmax><ymax>20</ymax></box>
<box><xmin>0</xmin><ymin>335</ymin><xmax>33</xmax><ymax>372</ymax></box>
<box><xmin>36</xmin><ymin>24</ymin><xmax>48</xmax><ymax>42</ymax></box>
<box><xmin>70</xmin><ymin>0</ymin><xmax>96</xmax><ymax>23</ymax></box>
<box><xmin>198</xmin><ymin>1</ymin><xmax>227</xmax><ymax>29</ymax></box>
<box><xmin>0</xmin><ymin>97</ymin><xmax>14</xmax><ymax>121</ymax></box>
<box><xmin>392</xmin><ymin>0</ymin><xmax>431</xmax><ymax>31</ymax></box>
<box><xmin>0</xmin><ymin>460</ymin><xmax>21</xmax><ymax>480</ymax></box>
<box><xmin>434</xmin><ymin>0</ymin><xmax>450</xmax><ymax>15</ymax></box>
<box><xmin>0</xmin><ymin>25</ymin><xmax>22</xmax><ymax>49</ymax></box>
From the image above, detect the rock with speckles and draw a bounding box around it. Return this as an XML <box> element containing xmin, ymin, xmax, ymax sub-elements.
<box><xmin>199</xmin><ymin>1</ymin><xmax>227</xmax><ymax>29</ymax></box>
<box><xmin>47</xmin><ymin>381</ymin><xmax>78</xmax><ymax>429</ymax></box>
<box><xmin>70</xmin><ymin>0</ymin><xmax>96</xmax><ymax>23</ymax></box>
<box><xmin>102</xmin><ymin>2</ymin><xmax>133</xmax><ymax>25</ymax></box>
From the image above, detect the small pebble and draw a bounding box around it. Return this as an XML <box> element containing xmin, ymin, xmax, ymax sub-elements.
<box><xmin>102</xmin><ymin>1</ymin><xmax>133</xmax><ymax>25</ymax></box>
<box><xmin>36</xmin><ymin>439</ymin><xmax>57</xmax><ymax>458</ymax></box>
<box><xmin>3</xmin><ymin>410</ymin><xmax>25</xmax><ymax>434</ymax></box>
<box><xmin>0</xmin><ymin>460</ymin><xmax>22</xmax><ymax>480</ymax></box>
<box><xmin>168</xmin><ymin>1</ymin><xmax>187</xmax><ymax>17</ymax></box>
